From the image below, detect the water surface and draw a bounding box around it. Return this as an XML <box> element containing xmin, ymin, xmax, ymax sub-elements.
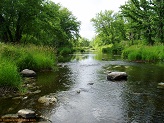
<box><xmin>0</xmin><ymin>52</ymin><xmax>164</xmax><ymax>123</ymax></box>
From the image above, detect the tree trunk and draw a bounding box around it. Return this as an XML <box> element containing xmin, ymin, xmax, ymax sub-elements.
<box><xmin>7</xmin><ymin>27</ymin><xmax>13</xmax><ymax>42</ymax></box>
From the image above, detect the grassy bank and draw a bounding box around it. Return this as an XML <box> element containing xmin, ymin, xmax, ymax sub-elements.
<box><xmin>0</xmin><ymin>43</ymin><xmax>56</xmax><ymax>87</ymax></box>
<box><xmin>122</xmin><ymin>45</ymin><xmax>164</xmax><ymax>61</ymax></box>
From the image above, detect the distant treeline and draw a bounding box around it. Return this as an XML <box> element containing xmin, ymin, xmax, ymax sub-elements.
<box><xmin>91</xmin><ymin>0</ymin><xmax>164</xmax><ymax>48</ymax></box>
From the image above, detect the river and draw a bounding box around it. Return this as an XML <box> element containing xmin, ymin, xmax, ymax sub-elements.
<box><xmin>0</xmin><ymin>52</ymin><xmax>164</xmax><ymax>123</ymax></box>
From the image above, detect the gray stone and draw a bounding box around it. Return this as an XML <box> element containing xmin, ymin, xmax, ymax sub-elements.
<box><xmin>30</xmin><ymin>90</ymin><xmax>41</xmax><ymax>94</ymax></box>
<box><xmin>87</xmin><ymin>82</ymin><xmax>94</xmax><ymax>85</ymax></box>
<box><xmin>158</xmin><ymin>82</ymin><xmax>164</xmax><ymax>86</ymax></box>
<box><xmin>18</xmin><ymin>109</ymin><xmax>36</xmax><ymax>118</ymax></box>
<box><xmin>20</xmin><ymin>69</ymin><xmax>36</xmax><ymax>77</ymax></box>
<box><xmin>107</xmin><ymin>72</ymin><xmax>127</xmax><ymax>81</ymax></box>
<box><xmin>38</xmin><ymin>95</ymin><xmax>57</xmax><ymax>105</ymax></box>
<box><xmin>1</xmin><ymin>114</ymin><xmax>18</xmax><ymax>119</ymax></box>
<box><xmin>157</xmin><ymin>82</ymin><xmax>164</xmax><ymax>89</ymax></box>
<box><xmin>76</xmin><ymin>90</ymin><xmax>80</xmax><ymax>93</ymax></box>
<box><xmin>12</xmin><ymin>96</ymin><xmax>23</xmax><ymax>100</ymax></box>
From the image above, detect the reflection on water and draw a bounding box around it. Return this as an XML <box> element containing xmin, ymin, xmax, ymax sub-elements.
<box><xmin>51</xmin><ymin>52</ymin><xmax>164</xmax><ymax>123</ymax></box>
<box><xmin>0</xmin><ymin>52</ymin><xmax>164</xmax><ymax>123</ymax></box>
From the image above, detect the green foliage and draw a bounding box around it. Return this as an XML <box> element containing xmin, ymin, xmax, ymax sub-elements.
<box><xmin>0</xmin><ymin>43</ymin><xmax>56</xmax><ymax>71</ymax></box>
<box><xmin>0</xmin><ymin>59</ymin><xmax>21</xmax><ymax>87</ymax></box>
<box><xmin>91</xmin><ymin>10</ymin><xmax>126</xmax><ymax>45</ymax></box>
<box><xmin>0</xmin><ymin>0</ymin><xmax>80</xmax><ymax>49</ymax></box>
<box><xmin>101</xmin><ymin>45</ymin><xmax>113</xmax><ymax>53</ymax></box>
<box><xmin>58</xmin><ymin>47</ymin><xmax>74</xmax><ymax>55</ymax></box>
<box><xmin>122</xmin><ymin>45</ymin><xmax>164</xmax><ymax>61</ymax></box>
<box><xmin>120</xmin><ymin>0</ymin><xmax>164</xmax><ymax>45</ymax></box>
<box><xmin>76</xmin><ymin>37</ymin><xmax>90</xmax><ymax>47</ymax></box>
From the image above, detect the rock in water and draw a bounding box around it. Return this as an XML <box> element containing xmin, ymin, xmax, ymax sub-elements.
<box><xmin>1</xmin><ymin>114</ymin><xmax>18</xmax><ymax>119</ymax></box>
<box><xmin>157</xmin><ymin>82</ymin><xmax>164</xmax><ymax>88</ymax></box>
<box><xmin>20</xmin><ymin>69</ymin><xmax>36</xmax><ymax>77</ymax></box>
<box><xmin>18</xmin><ymin>109</ymin><xmax>36</xmax><ymax>118</ymax></box>
<box><xmin>107</xmin><ymin>72</ymin><xmax>127</xmax><ymax>81</ymax></box>
<box><xmin>158</xmin><ymin>82</ymin><xmax>164</xmax><ymax>86</ymax></box>
<box><xmin>38</xmin><ymin>95</ymin><xmax>57</xmax><ymax>105</ymax></box>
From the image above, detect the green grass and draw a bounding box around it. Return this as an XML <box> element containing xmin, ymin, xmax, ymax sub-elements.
<box><xmin>0</xmin><ymin>43</ymin><xmax>56</xmax><ymax>71</ymax></box>
<box><xmin>122</xmin><ymin>45</ymin><xmax>164</xmax><ymax>61</ymax></box>
<box><xmin>0</xmin><ymin>59</ymin><xmax>21</xmax><ymax>87</ymax></box>
<box><xmin>0</xmin><ymin>43</ymin><xmax>56</xmax><ymax>87</ymax></box>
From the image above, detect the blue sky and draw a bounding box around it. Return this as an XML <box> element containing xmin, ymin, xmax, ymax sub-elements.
<box><xmin>52</xmin><ymin>0</ymin><xmax>128</xmax><ymax>40</ymax></box>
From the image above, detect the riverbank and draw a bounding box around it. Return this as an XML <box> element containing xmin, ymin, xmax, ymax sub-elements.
<box><xmin>0</xmin><ymin>43</ymin><xmax>56</xmax><ymax>88</ymax></box>
<box><xmin>122</xmin><ymin>45</ymin><xmax>164</xmax><ymax>62</ymax></box>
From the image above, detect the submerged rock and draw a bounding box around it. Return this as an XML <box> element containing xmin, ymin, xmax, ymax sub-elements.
<box><xmin>107</xmin><ymin>72</ymin><xmax>128</xmax><ymax>81</ymax></box>
<box><xmin>20</xmin><ymin>69</ymin><xmax>36</xmax><ymax>77</ymax></box>
<box><xmin>18</xmin><ymin>109</ymin><xmax>36</xmax><ymax>118</ymax></box>
<box><xmin>38</xmin><ymin>95</ymin><xmax>57</xmax><ymax>105</ymax></box>
<box><xmin>1</xmin><ymin>114</ymin><xmax>18</xmax><ymax>119</ymax></box>
<box><xmin>87</xmin><ymin>82</ymin><xmax>94</xmax><ymax>85</ymax></box>
<box><xmin>76</xmin><ymin>90</ymin><xmax>81</xmax><ymax>94</ymax></box>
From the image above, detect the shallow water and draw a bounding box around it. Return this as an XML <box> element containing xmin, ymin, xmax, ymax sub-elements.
<box><xmin>0</xmin><ymin>52</ymin><xmax>164</xmax><ymax>123</ymax></box>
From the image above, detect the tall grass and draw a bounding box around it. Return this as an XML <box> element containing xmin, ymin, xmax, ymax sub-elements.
<box><xmin>0</xmin><ymin>59</ymin><xmax>21</xmax><ymax>87</ymax></box>
<box><xmin>0</xmin><ymin>43</ymin><xmax>56</xmax><ymax>71</ymax></box>
<box><xmin>122</xmin><ymin>45</ymin><xmax>164</xmax><ymax>61</ymax></box>
<box><xmin>0</xmin><ymin>43</ymin><xmax>56</xmax><ymax>87</ymax></box>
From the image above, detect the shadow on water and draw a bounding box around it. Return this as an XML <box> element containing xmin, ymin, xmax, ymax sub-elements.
<box><xmin>0</xmin><ymin>52</ymin><xmax>164</xmax><ymax>123</ymax></box>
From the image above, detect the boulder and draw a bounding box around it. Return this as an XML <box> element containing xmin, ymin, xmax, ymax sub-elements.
<box><xmin>18</xmin><ymin>109</ymin><xmax>36</xmax><ymax>118</ymax></box>
<box><xmin>20</xmin><ymin>69</ymin><xmax>36</xmax><ymax>77</ymax></box>
<box><xmin>38</xmin><ymin>95</ymin><xmax>57</xmax><ymax>105</ymax></box>
<box><xmin>107</xmin><ymin>72</ymin><xmax>127</xmax><ymax>81</ymax></box>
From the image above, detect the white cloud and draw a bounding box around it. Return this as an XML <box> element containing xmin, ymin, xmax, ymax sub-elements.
<box><xmin>52</xmin><ymin>0</ymin><xmax>127</xmax><ymax>40</ymax></box>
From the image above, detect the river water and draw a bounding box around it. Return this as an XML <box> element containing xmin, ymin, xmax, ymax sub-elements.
<box><xmin>0</xmin><ymin>52</ymin><xmax>164</xmax><ymax>123</ymax></box>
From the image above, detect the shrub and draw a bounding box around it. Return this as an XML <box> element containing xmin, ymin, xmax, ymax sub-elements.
<box><xmin>58</xmin><ymin>47</ymin><xmax>73</xmax><ymax>55</ymax></box>
<box><xmin>100</xmin><ymin>44</ymin><xmax>113</xmax><ymax>53</ymax></box>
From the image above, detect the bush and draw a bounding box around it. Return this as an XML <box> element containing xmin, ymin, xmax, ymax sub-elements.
<box><xmin>58</xmin><ymin>47</ymin><xmax>73</xmax><ymax>55</ymax></box>
<box><xmin>100</xmin><ymin>44</ymin><xmax>113</xmax><ymax>53</ymax></box>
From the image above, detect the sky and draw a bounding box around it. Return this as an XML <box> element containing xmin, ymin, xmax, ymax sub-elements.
<box><xmin>52</xmin><ymin>0</ymin><xmax>128</xmax><ymax>40</ymax></box>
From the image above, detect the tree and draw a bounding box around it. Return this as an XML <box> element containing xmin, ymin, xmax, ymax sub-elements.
<box><xmin>91</xmin><ymin>10</ymin><xmax>126</xmax><ymax>45</ymax></box>
<box><xmin>0</xmin><ymin>0</ymin><xmax>43</xmax><ymax>43</ymax></box>
<box><xmin>0</xmin><ymin>0</ymin><xmax>81</xmax><ymax>48</ymax></box>
<box><xmin>77</xmin><ymin>37</ymin><xmax>90</xmax><ymax>47</ymax></box>
<box><xmin>121</xmin><ymin>0</ymin><xmax>164</xmax><ymax>45</ymax></box>
<box><xmin>152</xmin><ymin>0</ymin><xmax>164</xmax><ymax>43</ymax></box>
